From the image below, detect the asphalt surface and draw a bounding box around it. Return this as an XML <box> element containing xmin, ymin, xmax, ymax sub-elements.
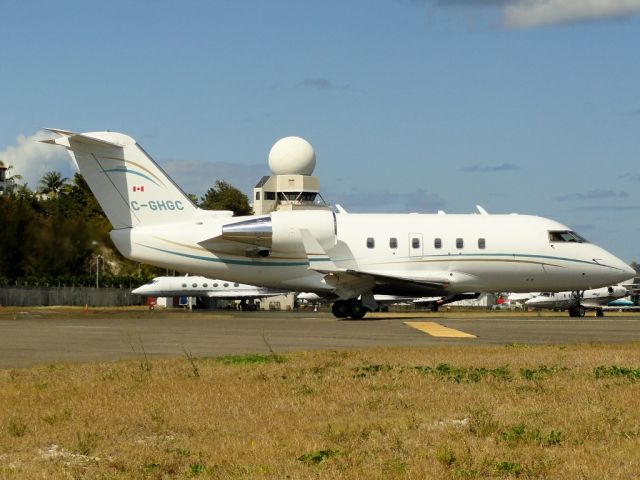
<box><xmin>1</xmin><ymin>310</ymin><xmax>640</xmax><ymax>368</ymax></box>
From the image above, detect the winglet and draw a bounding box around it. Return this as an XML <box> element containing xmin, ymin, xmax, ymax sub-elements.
<box><xmin>300</xmin><ymin>228</ymin><xmax>339</xmax><ymax>271</ymax></box>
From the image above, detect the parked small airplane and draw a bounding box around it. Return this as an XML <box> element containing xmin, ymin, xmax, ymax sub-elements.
<box><xmin>132</xmin><ymin>275</ymin><xmax>288</xmax><ymax>310</ymax></box>
<box><xmin>45</xmin><ymin>129</ymin><xmax>635</xmax><ymax>319</ymax></box>
<box><xmin>525</xmin><ymin>285</ymin><xmax>629</xmax><ymax>317</ymax></box>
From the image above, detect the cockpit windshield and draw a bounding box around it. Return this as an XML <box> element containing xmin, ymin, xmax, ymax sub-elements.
<box><xmin>548</xmin><ymin>230</ymin><xmax>588</xmax><ymax>243</ymax></box>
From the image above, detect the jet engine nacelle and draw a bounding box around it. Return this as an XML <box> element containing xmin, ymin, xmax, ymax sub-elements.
<box><xmin>221</xmin><ymin>209</ymin><xmax>337</xmax><ymax>253</ymax></box>
<box><xmin>271</xmin><ymin>210</ymin><xmax>337</xmax><ymax>252</ymax></box>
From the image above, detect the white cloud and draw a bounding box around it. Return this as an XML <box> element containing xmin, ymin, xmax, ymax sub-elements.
<box><xmin>503</xmin><ymin>0</ymin><xmax>640</xmax><ymax>28</ymax></box>
<box><xmin>420</xmin><ymin>0</ymin><xmax>640</xmax><ymax>28</ymax></box>
<box><xmin>0</xmin><ymin>131</ymin><xmax>74</xmax><ymax>189</ymax></box>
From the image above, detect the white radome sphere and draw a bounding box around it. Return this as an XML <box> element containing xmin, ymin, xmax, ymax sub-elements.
<box><xmin>268</xmin><ymin>136</ymin><xmax>316</xmax><ymax>175</ymax></box>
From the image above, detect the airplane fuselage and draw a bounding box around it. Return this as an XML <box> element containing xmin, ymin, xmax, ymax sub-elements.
<box><xmin>525</xmin><ymin>285</ymin><xmax>628</xmax><ymax>310</ymax></box>
<box><xmin>112</xmin><ymin>212</ymin><xmax>631</xmax><ymax>296</ymax></box>
<box><xmin>132</xmin><ymin>275</ymin><xmax>288</xmax><ymax>298</ymax></box>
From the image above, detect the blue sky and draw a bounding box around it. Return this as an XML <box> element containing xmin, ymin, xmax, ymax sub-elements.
<box><xmin>1</xmin><ymin>0</ymin><xmax>639</xmax><ymax>264</ymax></box>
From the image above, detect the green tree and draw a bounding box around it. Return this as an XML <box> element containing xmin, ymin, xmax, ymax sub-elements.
<box><xmin>200</xmin><ymin>180</ymin><xmax>252</xmax><ymax>216</ymax></box>
<box><xmin>38</xmin><ymin>171</ymin><xmax>69</xmax><ymax>197</ymax></box>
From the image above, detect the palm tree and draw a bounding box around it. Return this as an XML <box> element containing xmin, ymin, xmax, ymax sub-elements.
<box><xmin>38</xmin><ymin>171</ymin><xmax>69</xmax><ymax>197</ymax></box>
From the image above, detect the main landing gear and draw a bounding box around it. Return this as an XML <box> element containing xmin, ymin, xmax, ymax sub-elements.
<box><xmin>568</xmin><ymin>305</ymin><xmax>586</xmax><ymax>317</ymax></box>
<box><xmin>568</xmin><ymin>290</ymin><xmax>585</xmax><ymax>317</ymax></box>
<box><xmin>331</xmin><ymin>299</ymin><xmax>370</xmax><ymax>319</ymax></box>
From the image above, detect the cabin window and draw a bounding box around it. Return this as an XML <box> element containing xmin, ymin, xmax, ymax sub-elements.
<box><xmin>434</xmin><ymin>238</ymin><xmax>442</xmax><ymax>249</ymax></box>
<box><xmin>265</xmin><ymin>192</ymin><xmax>276</xmax><ymax>201</ymax></box>
<box><xmin>182</xmin><ymin>283</ymin><xmax>187</xmax><ymax>288</ymax></box>
<box><xmin>192</xmin><ymin>283</ymin><xmax>197</xmax><ymax>288</ymax></box>
<box><xmin>548</xmin><ymin>230</ymin><xmax>588</xmax><ymax>243</ymax></box>
<box><xmin>255</xmin><ymin>192</ymin><xmax>261</xmax><ymax>201</ymax></box>
<box><xmin>412</xmin><ymin>238</ymin><xmax>420</xmax><ymax>249</ymax></box>
<box><xmin>203</xmin><ymin>283</ymin><xmax>208</xmax><ymax>288</ymax></box>
<box><xmin>478</xmin><ymin>238</ymin><xmax>486</xmax><ymax>249</ymax></box>
<box><xmin>224</xmin><ymin>283</ymin><xmax>229</xmax><ymax>287</ymax></box>
<box><xmin>456</xmin><ymin>238</ymin><xmax>464</xmax><ymax>249</ymax></box>
<box><xmin>234</xmin><ymin>283</ymin><xmax>239</xmax><ymax>287</ymax></box>
<box><xmin>367</xmin><ymin>237</ymin><xmax>375</xmax><ymax>249</ymax></box>
<box><xmin>389</xmin><ymin>237</ymin><xmax>398</xmax><ymax>249</ymax></box>
<box><xmin>213</xmin><ymin>283</ymin><xmax>218</xmax><ymax>287</ymax></box>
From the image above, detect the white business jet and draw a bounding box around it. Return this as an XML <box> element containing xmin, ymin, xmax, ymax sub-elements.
<box><xmin>44</xmin><ymin>129</ymin><xmax>635</xmax><ymax>319</ymax></box>
<box><xmin>132</xmin><ymin>275</ymin><xmax>289</xmax><ymax>310</ymax></box>
<box><xmin>525</xmin><ymin>285</ymin><xmax>629</xmax><ymax>317</ymax></box>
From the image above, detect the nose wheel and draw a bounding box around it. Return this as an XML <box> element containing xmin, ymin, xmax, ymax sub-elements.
<box><xmin>331</xmin><ymin>299</ymin><xmax>370</xmax><ymax>319</ymax></box>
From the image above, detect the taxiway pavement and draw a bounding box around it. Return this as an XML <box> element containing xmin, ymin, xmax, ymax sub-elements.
<box><xmin>1</xmin><ymin>311</ymin><xmax>640</xmax><ymax>368</ymax></box>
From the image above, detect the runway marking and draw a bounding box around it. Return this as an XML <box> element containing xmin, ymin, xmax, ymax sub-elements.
<box><xmin>404</xmin><ymin>321</ymin><xmax>477</xmax><ymax>338</ymax></box>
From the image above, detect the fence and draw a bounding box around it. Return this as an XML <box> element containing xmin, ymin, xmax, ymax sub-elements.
<box><xmin>0</xmin><ymin>286</ymin><xmax>144</xmax><ymax>307</ymax></box>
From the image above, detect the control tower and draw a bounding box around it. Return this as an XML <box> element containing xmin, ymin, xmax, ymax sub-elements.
<box><xmin>252</xmin><ymin>136</ymin><xmax>329</xmax><ymax>215</ymax></box>
<box><xmin>0</xmin><ymin>165</ymin><xmax>8</xmax><ymax>196</ymax></box>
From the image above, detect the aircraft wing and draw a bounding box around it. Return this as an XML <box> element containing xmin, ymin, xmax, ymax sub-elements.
<box><xmin>299</xmin><ymin>229</ymin><xmax>459</xmax><ymax>298</ymax></box>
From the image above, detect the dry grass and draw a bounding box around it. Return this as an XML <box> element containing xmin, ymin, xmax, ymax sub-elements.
<box><xmin>1</xmin><ymin>344</ymin><xmax>640</xmax><ymax>479</ymax></box>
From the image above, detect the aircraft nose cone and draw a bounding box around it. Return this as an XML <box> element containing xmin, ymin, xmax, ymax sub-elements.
<box><xmin>612</xmin><ymin>259</ymin><xmax>636</xmax><ymax>278</ymax></box>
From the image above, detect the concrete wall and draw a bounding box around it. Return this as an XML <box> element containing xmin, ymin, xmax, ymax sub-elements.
<box><xmin>0</xmin><ymin>287</ymin><xmax>144</xmax><ymax>307</ymax></box>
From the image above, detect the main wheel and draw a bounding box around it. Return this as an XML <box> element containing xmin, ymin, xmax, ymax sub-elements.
<box><xmin>331</xmin><ymin>300</ymin><xmax>350</xmax><ymax>318</ymax></box>
<box><xmin>577</xmin><ymin>305</ymin><xmax>586</xmax><ymax>317</ymax></box>
<box><xmin>430</xmin><ymin>303</ymin><xmax>439</xmax><ymax>312</ymax></box>
<box><xmin>349</xmin><ymin>300</ymin><xmax>368</xmax><ymax>320</ymax></box>
<box><xmin>596</xmin><ymin>309</ymin><xmax>604</xmax><ymax>317</ymax></box>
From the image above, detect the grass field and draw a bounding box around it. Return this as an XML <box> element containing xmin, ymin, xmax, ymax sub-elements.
<box><xmin>2</xmin><ymin>342</ymin><xmax>640</xmax><ymax>479</ymax></box>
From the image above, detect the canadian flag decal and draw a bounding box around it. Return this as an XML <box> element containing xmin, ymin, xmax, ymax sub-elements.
<box><xmin>132</xmin><ymin>186</ymin><xmax>145</xmax><ymax>192</ymax></box>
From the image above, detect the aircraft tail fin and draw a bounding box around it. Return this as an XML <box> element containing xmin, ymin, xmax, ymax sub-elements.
<box><xmin>44</xmin><ymin>129</ymin><xmax>198</xmax><ymax>229</ymax></box>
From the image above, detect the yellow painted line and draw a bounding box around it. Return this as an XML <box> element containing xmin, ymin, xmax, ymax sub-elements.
<box><xmin>404</xmin><ymin>321</ymin><xmax>477</xmax><ymax>338</ymax></box>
